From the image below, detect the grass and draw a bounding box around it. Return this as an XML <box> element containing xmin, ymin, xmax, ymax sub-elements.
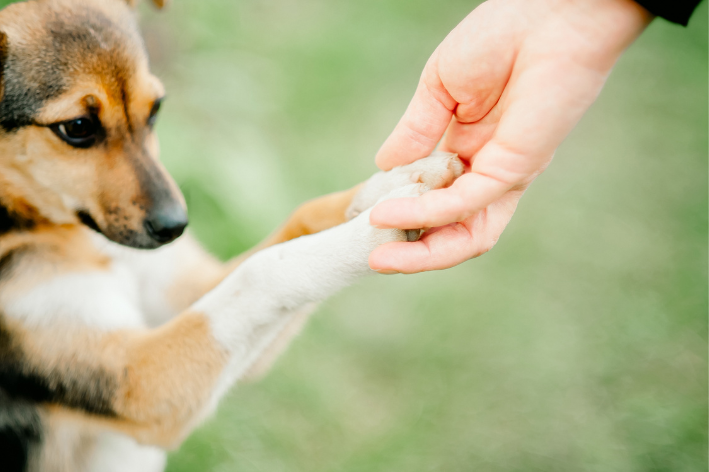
<box><xmin>137</xmin><ymin>1</ymin><xmax>708</xmax><ymax>471</ymax></box>
<box><xmin>4</xmin><ymin>0</ymin><xmax>704</xmax><ymax>470</ymax></box>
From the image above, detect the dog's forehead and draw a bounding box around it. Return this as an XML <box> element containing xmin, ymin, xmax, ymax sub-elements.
<box><xmin>3</xmin><ymin>0</ymin><xmax>145</xmax><ymax>71</ymax></box>
<box><xmin>0</xmin><ymin>0</ymin><xmax>149</xmax><ymax>130</ymax></box>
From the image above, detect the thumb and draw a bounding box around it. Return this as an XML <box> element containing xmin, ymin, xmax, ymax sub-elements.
<box><xmin>375</xmin><ymin>49</ymin><xmax>457</xmax><ymax>171</ymax></box>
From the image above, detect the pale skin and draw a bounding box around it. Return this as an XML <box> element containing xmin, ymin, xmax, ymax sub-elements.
<box><xmin>369</xmin><ymin>0</ymin><xmax>654</xmax><ymax>273</ymax></box>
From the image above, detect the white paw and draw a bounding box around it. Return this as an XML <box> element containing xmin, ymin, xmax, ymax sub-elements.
<box><xmin>345</xmin><ymin>151</ymin><xmax>464</xmax><ymax>221</ymax></box>
<box><xmin>348</xmin><ymin>183</ymin><xmax>428</xmax><ymax>247</ymax></box>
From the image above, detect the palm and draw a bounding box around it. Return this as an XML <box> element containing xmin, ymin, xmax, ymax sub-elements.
<box><xmin>369</xmin><ymin>0</ymin><xmax>651</xmax><ymax>273</ymax></box>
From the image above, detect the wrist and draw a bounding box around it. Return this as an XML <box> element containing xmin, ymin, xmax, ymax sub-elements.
<box><xmin>563</xmin><ymin>0</ymin><xmax>654</xmax><ymax>61</ymax></box>
<box><xmin>522</xmin><ymin>0</ymin><xmax>655</xmax><ymax>73</ymax></box>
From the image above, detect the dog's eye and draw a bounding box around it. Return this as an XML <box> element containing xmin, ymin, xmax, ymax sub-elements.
<box><xmin>147</xmin><ymin>98</ymin><xmax>162</xmax><ymax>128</ymax></box>
<box><xmin>50</xmin><ymin>116</ymin><xmax>100</xmax><ymax>148</ymax></box>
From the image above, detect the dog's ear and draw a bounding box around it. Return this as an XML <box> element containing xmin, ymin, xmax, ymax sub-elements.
<box><xmin>125</xmin><ymin>0</ymin><xmax>169</xmax><ymax>9</ymax></box>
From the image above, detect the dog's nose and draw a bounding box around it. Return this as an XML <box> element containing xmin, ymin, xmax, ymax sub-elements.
<box><xmin>144</xmin><ymin>204</ymin><xmax>188</xmax><ymax>244</ymax></box>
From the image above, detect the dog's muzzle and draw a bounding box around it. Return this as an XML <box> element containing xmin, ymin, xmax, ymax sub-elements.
<box><xmin>143</xmin><ymin>203</ymin><xmax>188</xmax><ymax>245</ymax></box>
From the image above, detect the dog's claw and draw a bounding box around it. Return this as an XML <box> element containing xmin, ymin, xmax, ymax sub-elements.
<box><xmin>405</xmin><ymin>229</ymin><xmax>423</xmax><ymax>242</ymax></box>
<box><xmin>346</xmin><ymin>152</ymin><xmax>464</xmax><ymax>222</ymax></box>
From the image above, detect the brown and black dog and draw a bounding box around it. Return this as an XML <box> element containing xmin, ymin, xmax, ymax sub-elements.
<box><xmin>0</xmin><ymin>0</ymin><xmax>463</xmax><ymax>471</ymax></box>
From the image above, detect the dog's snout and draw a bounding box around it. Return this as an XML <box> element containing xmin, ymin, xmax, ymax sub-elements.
<box><xmin>144</xmin><ymin>204</ymin><xmax>188</xmax><ymax>245</ymax></box>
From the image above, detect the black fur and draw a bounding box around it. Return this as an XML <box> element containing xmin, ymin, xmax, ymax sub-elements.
<box><xmin>0</xmin><ymin>205</ymin><xmax>38</xmax><ymax>241</ymax></box>
<box><xmin>0</xmin><ymin>320</ymin><xmax>41</xmax><ymax>472</ymax></box>
<box><xmin>0</xmin><ymin>314</ymin><xmax>121</xmax><ymax>470</ymax></box>
<box><xmin>0</xmin><ymin>244</ymin><xmax>29</xmax><ymax>281</ymax></box>
<box><xmin>0</xmin><ymin>317</ymin><xmax>118</xmax><ymax>417</ymax></box>
<box><xmin>0</xmin><ymin>49</ymin><xmax>65</xmax><ymax>132</ymax></box>
<box><xmin>0</xmin><ymin>390</ymin><xmax>42</xmax><ymax>472</ymax></box>
<box><xmin>0</xmin><ymin>5</ymin><xmax>143</xmax><ymax>132</ymax></box>
<box><xmin>0</xmin><ymin>4</ymin><xmax>153</xmax><ymax>468</ymax></box>
<box><xmin>0</xmin><ymin>204</ymin><xmax>18</xmax><ymax>234</ymax></box>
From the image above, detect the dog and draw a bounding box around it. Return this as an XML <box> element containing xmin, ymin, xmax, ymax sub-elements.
<box><xmin>0</xmin><ymin>0</ymin><xmax>464</xmax><ymax>471</ymax></box>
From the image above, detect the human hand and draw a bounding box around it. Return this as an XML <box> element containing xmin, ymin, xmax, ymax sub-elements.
<box><xmin>369</xmin><ymin>0</ymin><xmax>653</xmax><ymax>273</ymax></box>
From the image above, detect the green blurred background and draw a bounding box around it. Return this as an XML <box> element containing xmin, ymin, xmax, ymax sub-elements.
<box><xmin>149</xmin><ymin>1</ymin><xmax>703</xmax><ymax>470</ymax></box>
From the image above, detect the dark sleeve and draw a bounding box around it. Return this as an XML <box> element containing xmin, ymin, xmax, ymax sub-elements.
<box><xmin>634</xmin><ymin>0</ymin><xmax>704</xmax><ymax>26</ymax></box>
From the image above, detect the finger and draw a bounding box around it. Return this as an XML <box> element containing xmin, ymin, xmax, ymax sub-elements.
<box><xmin>371</xmin><ymin>135</ymin><xmax>533</xmax><ymax>229</ymax></box>
<box><xmin>439</xmin><ymin>114</ymin><xmax>499</xmax><ymax>160</ymax></box>
<box><xmin>369</xmin><ymin>173</ymin><xmax>504</xmax><ymax>230</ymax></box>
<box><xmin>369</xmin><ymin>224</ymin><xmax>473</xmax><ymax>273</ymax></box>
<box><xmin>435</xmin><ymin>3</ymin><xmax>519</xmax><ymax>124</ymax></box>
<box><xmin>369</xmin><ymin>193</ymin><xmax>521</xmax><ymax>273</ymax></box>
<box><xmin>375</xmin><ymin>49</ymin><xmax>457</xmax><ymax>171</ymax></box>
<box><xmin>417</xmin><ymin>58</ymin><xmax>607</xmax><ymax>229</ymax></box>
<box><xmin>368</xmin><ymin>217</ymin><xmax>496</xmax><ymax>273</ymax></box>
<box><xmin>375</xmin><ymin>0</ymin><xmax>525</xmax><ymax>172</ymax></box>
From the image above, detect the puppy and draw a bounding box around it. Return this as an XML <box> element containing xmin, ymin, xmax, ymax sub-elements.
<box><xmin>0</xmin><ymin>0</ymin><xmax>464</xmax><ymax>471</ymax></box>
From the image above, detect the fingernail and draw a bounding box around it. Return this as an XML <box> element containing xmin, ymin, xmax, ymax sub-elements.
<box><xmin>376</xmin><ymin>269</ymin><xmax>400</xmax><ymax>275</ymax></box>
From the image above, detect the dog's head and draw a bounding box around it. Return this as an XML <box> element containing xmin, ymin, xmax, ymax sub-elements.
<box><xmin>0</xmin><ymin>0</ymin><xmax>187</xmax><ymax>249</ymax></box>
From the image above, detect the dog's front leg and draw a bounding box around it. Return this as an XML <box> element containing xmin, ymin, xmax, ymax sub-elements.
<box><xmin>190</xmin><ymin>200</ymin><xmax>415</xmax><ymax>396</ymax></box>
<box><xmin>204</xmin><ymin>151</ymin><xmax>465</xmax><ymax>379</ymax></box>
<box><xmin>129</xmin><ymin>153</ymin><xmax>462</xmax><ymax>331</ymax></box>
<box><xmin>15</xmin><ymin>154</ymin><xmax>462</xmax><ymax>450</ymax></box>
<box><xmin>18</xmin><ymin>187</ymin><xmax>420</xmax><ymax>452</ymax></box>
<box><xmin>118</xmin><ymin>185</ymin><xmax>363</xmax><ymax>327</ymax></box>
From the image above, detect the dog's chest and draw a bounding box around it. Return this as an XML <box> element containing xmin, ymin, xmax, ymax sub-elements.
<box><xmin>1</xmin><ymin>259</ymin><xmax>145</xmax><ymax>331</ymax></box>
<box><xmin>0</xmin><ymin>232</ymin><xmax>151</xmax><ymax>330</ymax></box>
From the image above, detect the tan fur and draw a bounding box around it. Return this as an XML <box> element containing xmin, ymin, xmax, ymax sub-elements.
<box><xmin>0</xmin><ymin>1</ymin><xmax>384</xmax><ymax>470</ymax></box>
<box><xmin>114</xmin><ymin>313</ymin><xmax>227</xmax><ymax>419</ymax></box>
<box><xmin>0</xmin><ymin>182</ymin><xmax>362</xmax><ymax>450</ymax></box>
<box><xmin>110</xmin><ymin>312</ymin><xmax>228</xmax><ymax>446</ymax></box>
<box><xmin>0</xmin><ymin>0</ymin><xmax>183</xmax><ymax>249</ymax></box>
<box><xmin>0</xmin><ymin>226</ymin><xmax>111</xmax><ymax>296</ymax></box>
<box><xmin>29</xmin><ymin>414</ymin><xmax>97</xmax><ymax>472</ymax></box>
<box><xmin>7</xmin><ymin>310</ymin><xmax>227</xmax><ymax>448</ymax></box>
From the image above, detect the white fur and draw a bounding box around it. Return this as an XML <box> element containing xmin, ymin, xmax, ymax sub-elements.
<box><xmin>346</xmin><ymin>151</ymin><xmax>462</xmax><ymax>219</ymax></box>
<box><xmin>84</xmin><ymin>432</ymin><xmax>166</xmax><ymax>472</ymax></box>
<box><xmin>2</xmin><ymin>264</ymin><xmax>144</xmax><ymax>330</ymax></box>
<box><xmin>196</xmin><ymin>183</ymin><xmax>426</xmax><ymax>400</ymax></box>
<box><xmin>88</xmin><ymin>231</ymin><xmax>220</xmax><ymax>327</ymax></box>
<box><xmin>3</xmin><ymin>153</ymin><xmax>461</xmax><ymax>472</ymax></box>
